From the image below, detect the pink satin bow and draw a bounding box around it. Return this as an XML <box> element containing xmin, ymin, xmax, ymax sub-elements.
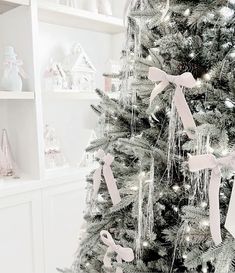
<box><xmin>148</xmin><ymin>67</ymin><xmax>197</xmax><ymax>139</ymax></box>
<box><xmin>92</xmin><ymin>149</ymin><xmax>121</xmax><ymax>206</ymax></box>
<box><xmin>100</xmin><ymin>230</ymin><xmax>134</xmax><ymax>273</ymax></box>
<box><xmin>188</xmin><ymin>152</ymin><xmax>235</xmax><ymax>245</ymax></box>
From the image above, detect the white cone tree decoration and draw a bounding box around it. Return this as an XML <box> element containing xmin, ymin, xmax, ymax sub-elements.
<box><xmin>0</xmin><ymin>129</ymin><xmax>18</xmax><ymax>177</ymax></box>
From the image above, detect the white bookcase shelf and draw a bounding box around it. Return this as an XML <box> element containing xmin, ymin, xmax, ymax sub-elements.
<box><xmin>1</xmin><ymin>0</ymin><xmax>29</xmax><ymax>4</ymax></box>
<box><xmin>38</xmin><ymin>2</ymin><xmax>125</xmax><ymax>34</ymax></box>
<box><xmin>43</xmin><ymin>90</ymin><xmax>99</xmax><ymax>100</ymax></box>
<box><xmin>42</xmin><ymin>90</ymin><xmax>120</xmax><ymax>100</ymax></box>
<box><xmin>0</xmin><ymin>0</ymin><xmax>29</xmax><ymax>14</ymax></box>
<box><xmin>0</xmin><ymin>91</ymin><xmax>34</xmax><ymax>100</ymax></box>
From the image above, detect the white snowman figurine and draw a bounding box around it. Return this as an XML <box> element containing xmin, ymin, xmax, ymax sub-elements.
<box><xmin>1</xmin><ymin>46</ymin><xmax>23</xmax><ymax>92</ymax></box>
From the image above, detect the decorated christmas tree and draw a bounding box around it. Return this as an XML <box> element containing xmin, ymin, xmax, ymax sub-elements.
<box><xmin>64</xmin><ymin>1</ymin><xmax>235</xmax><ymax>273</ymax></box>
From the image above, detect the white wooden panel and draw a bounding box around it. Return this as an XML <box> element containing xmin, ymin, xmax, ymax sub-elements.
<box><xmin>0</xmin><ymin>192</ymin><xmax>44</xmax><ymax>273</ymax></box>
<box><xmin>43</xmin><ymin>181</ymin><xmax>87</xmax><ymax>273</ymax></box>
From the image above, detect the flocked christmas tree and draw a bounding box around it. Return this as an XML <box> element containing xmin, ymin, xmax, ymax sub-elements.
<box><xmin>62</xmin><ymin>0</ymin><xmax>235</xmax><ymax>273</ymax></box>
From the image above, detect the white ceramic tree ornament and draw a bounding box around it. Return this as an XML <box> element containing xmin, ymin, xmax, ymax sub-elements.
<box><xmin>97</xmin><ymin>0</ymin><xmax>112</xmax><ymax>16</ymax></box>
<box><xmin>1</xmin><ymin>46</ymin><xmax>26</xmax><ymax>92</ymax></box>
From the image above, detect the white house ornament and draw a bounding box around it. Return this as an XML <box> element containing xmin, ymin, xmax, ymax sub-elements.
<box><xmin>59</xmin><ymin>0</ymin><xmax>78</xmax><ymax>8</ymax></box>
<box><xmin>63</xmin><ymin>43</ymin><xmax>96</xmax><ymax>91</ymax></box>
<box><xmin>44</xmin><ymin>125</ymin><xmax>68</xmax><ymax>169</ymax></box>
<box><xmin>1</xmin><ymin>46</ymin><xmax>26</xmax><ymax>92</ymax></box>
<box><xmin>79</xmin><ymin>130</ymin><xmax>97</xmax><ymax>167</ymax></box>
<box><xmin>44</xmin><ymin>60</ymin><xmax>67</xmax><ymax>91</ymax></box>
<box><xmin>104</xmin><ymin>59</ymin><xmax>121</xmax><ymax>93</ymax></box>
<box><xmin>97</xmin><ymin>0</ymin><xmax>112</xmax><ymax>16</ymax></box>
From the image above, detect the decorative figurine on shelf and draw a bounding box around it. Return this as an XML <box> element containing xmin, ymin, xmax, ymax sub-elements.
<box><xmin>97</xmin><ymin>0</ymin><xmax>112</xmax><ymax>16</ymax></box>
<box><xmin>0</xmin><ymin>129</ymin><xmax>19</xmax><ymax>178</ymax></box>
<box><xmin>0</xmin><ymin>46</ymin><xmax>27</xmax><ymax>92</ymax></box>
<box><xmin>44</xmin><ymin>124</ymin><xmax>68</xmax><ymax>169</ymax></box>
<box><xmin>104</xmin><ymin>59</ymin><xmax>121</xmax><ymax>93</ymax></box>
<box><xmin>63</xmin><ymin>43</ymin><xmax>96</xmax><ymax>91</ymax></box>
<box><xmin>83</xmin><ymin>0</ymin><xmax>98</xmax><ymax>13</ymax></box>
<box><xmin>44</xmin><ymin>59</ymin><xmax>68</xmax><ymax>91</ymax></box>
<box><xmin>59</xmin><ymin>0</ymin><xmax>78</xmax><ymax>8</ymax></box>
<box><xmin>79</xmin><ymin>130</ymin><xmax>97</xmax><ymax>167</ymax></box>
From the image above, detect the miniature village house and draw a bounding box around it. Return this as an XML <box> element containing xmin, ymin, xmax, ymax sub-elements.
<box><xmin>63</xmin><ymin>43</ymin><xmax>96</xmax><ymax>91</ymax></box>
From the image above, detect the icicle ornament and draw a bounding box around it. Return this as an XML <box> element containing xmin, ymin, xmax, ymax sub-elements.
<box><xmin>145</xmin><ymin>156</ymin><xmax>155</xmax><ymax>237</ymax></box>
<box><xmin>136</xmin><ymin>171</ymin><xmax>145</xmax><ymax>259</ymax></box>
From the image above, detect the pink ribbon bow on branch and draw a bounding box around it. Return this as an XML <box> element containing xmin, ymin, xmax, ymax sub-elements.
<box><xmin>100</xmin><ymin>230</ymin><xmax>134</xmax><ymax>273</ymax></box>
<box><xmin>92</xmin><ymin>149</ymin><xmax>121</xmax><ymax>206</ymax></box>
<box><xmin>148</xmin><ymin>67</ymin><xmax>197</xmax><ymax>139</ymax></box>
<box><xmin>188</xmin><ymin>152</ymin><xmax>235</xmax><ymax>245</ymax></box>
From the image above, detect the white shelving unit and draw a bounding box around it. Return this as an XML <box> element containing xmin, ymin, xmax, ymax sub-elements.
<box><xmin>38</xmin><ymin>1</ymin><xmax>125</xmax><ymax>33</ymax></box>
<box><xmin>0</xmin><ymin>0</ymin><xmax>126</xmax><ymax>272</ymax></box>
<box><xmin>0</xmin><ymin>91</ymin><xmax>34</xmax><ymax>99</ymax></box>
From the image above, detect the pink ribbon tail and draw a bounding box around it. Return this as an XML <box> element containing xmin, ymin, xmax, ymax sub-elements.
<box><xmin>173</xmin><ymin>86</ymin><xmax>197</xmax><ymax>138</ymax></box>
<box><xmin>225</xmin><ymin>178</ymin><xmax>235</xmax><ymax>238</ymax></box>
<box><xmin>103</xmin><ymin>164</ymin><xmax>121</xmax><ymax>205</ymax></box>
<box><xmin>209</xmin><ymin>168</ymin><xmax>222</xmax><ymax>245</ymax></box>
<box><xmin>92</xmin><ymin>150</ymin><xmax>121</xmax><ymax>206</ymax></box>
<box><xmin>188</xmin><ymin>153</ymin><xmax>235</xmax><ymax>245</ymax></box>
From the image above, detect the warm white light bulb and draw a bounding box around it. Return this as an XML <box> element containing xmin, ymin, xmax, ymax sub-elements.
<box><xmin>182</xmin><ymin>254</ymin><xmax>188</xmax><ymax>259</ymax></box>
<box><xmin>172</xmin><ymin>185</ymin><xmax>180</xmax><ymax>192</ymax></box>
<box><xmin>225</xmin><ymin>98</ymin><xmax>234</xmax><ymax>108</ymax></box>
<box><xmin>139</xmin><ymin>172</ymin><xmax>146</xmax><ymax>179</ymax></box>
<box><xmin>201</xmin><ymin>219</ymin><xmax>210</xmax><ymax>227</ymax></box>
<box><xmin>143</xmin><ymin>241</ymin><xmax>149</xmax><ymax>247</ymax></box>
<box><xmin>184</xmin><ymin>9</ymin><xmax>190</xmax><ymax>16</ymax></box>
<box><xmin>201</xmin><ymin>201</ymin><xmax>208</xmax><ymax>208</ymax></box>
<box><xmin>185</xmin><ymin>236</ymin><xmax>190</xmax><ymax>242</ymax></box>
<box><xmin>202</xmin><ymin>266</ymin><xmax>208</xmax><ymax>273</ymax></box>
<box><xmin>189</xmin><ymin>52</ymin><xmax>195</xmax><ymax>58</ymax></box>
<box><xmin>85</xmin><ymin>262</ymin><xmax>90</xmax><ymax>267</ymax></box>
<box><xmin>203</xmin><ymin>73</ymin><xmax>211</xmax><ymax>81</ymax></box>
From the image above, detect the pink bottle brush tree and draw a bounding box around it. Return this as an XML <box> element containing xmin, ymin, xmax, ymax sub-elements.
<box><xmin>0</xmin><ymin>129</ymin><xmax>19</xmax><ymax>178</ymax></box>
